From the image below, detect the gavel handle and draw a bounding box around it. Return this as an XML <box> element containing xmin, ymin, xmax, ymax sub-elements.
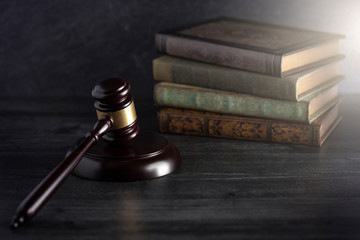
<box><xmin>11</xmin><ymin>117</ymin><xmax>113</xmax><ymax>228</ymax></box>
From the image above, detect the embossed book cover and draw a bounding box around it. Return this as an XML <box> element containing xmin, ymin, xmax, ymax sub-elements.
<box><xmin>157</xmin><ymin>102</ymin><xmax>342</xmax><ymax>146</ymax></box>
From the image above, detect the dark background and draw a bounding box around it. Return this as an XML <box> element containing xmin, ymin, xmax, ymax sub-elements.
<box><xmin>1</xmin><ymin>1</ymin><xmax>360</xmax><ymax>239</ymax></box>
<box><xmin>1</xmin><ymin>0</ymin><xmax>359</xmax><ymax>100</ymax></box>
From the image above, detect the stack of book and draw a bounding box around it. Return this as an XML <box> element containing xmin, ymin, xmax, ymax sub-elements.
<box><xmin>152</xmin><ymin>18</ymin><xmax>345</xmax><ymax>146</ymax></box>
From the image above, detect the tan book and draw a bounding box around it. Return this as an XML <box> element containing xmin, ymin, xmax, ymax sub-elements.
<box><xmin>153</xmin><ymin>55</ymin><xmax>344</xmax><ymax>101</ymax></box>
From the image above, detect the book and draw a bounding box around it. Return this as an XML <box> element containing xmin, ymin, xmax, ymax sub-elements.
<box><xmin>157</xmin><ymin>103</ymin><xmax>342</xmax><ymax>146</ymax></box>
<box><xmin>153</xmin><ymin>55</ymin><xmax>344</xmax><ymax>101</ymax></box>
<box><xmin>153</xmin><ymin>81</ymin><xmax>342</xmax><ymax>124</ymax></box>
<box><xmin>156</xmin><ymin>17</ymin><xmax>344</xmax><ymax>77</ymax></box>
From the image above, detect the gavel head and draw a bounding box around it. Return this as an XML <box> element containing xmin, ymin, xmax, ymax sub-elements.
<box><xmin>91</xmin><ymin>78</ymin><xmax>140</xmax><ymax>143</ymax></box>
<box><xmin>72</xmin><ymin>77</ymin><xmax>182</xmax><ymax>181</ymax></box>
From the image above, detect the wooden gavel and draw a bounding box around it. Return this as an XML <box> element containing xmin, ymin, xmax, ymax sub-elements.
<box><xmin>11</xmin><ymin>78</ymin><xmax>181</xmax><ymax>228</ymax></box>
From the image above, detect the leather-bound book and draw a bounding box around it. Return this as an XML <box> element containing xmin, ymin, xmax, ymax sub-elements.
<box><xmin>154</xmin><ymin>81</ymin><xmax>342</xmax><ymax>124</ymax></box>
<box><xmin>156</xmin><ymin>17</ymin><xmax>344</xmax><ymax>77</ymax></box>
<box><xmin>157</xmin><ymin>103</ymin><xmax>342</xmax><ymax>147</ymax></box>
<box><xmin>153</xmin><ymin>55</ymin><xmax>344</xmax><ymax>101</ymax></box>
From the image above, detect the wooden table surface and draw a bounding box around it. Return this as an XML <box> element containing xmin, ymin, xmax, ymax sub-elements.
<box><xmin>1</xmin><ymin>95</ymin><xmax>360</xmax><ymax>240</ymax></box>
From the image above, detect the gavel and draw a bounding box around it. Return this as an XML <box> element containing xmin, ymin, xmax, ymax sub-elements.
<box><xmin>11</xmin><ymin>78</ymin><xmax>181</xmax><ymax>228</ymax></box>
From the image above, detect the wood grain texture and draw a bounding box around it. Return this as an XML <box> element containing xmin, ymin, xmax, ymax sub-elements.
<box><xmin>1</xmin><ymin>95</ymin><xmax>360</xmax><ymax>239</ymax></box>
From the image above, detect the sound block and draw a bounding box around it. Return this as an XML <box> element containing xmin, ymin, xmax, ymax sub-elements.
<box><xmin>72</xmin><ymin>131</ymin><xmax>181</xmax><ymax>181</ymax></box>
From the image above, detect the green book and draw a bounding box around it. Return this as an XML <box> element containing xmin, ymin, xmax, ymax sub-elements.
<box><xmin>153</xmin><ymin>82</ymin><xmax>341</xmax><ymax>124</ymax></box>
<box><xmin>153</xmin><ymin>55</ymin><xmax>344</xmax><ymax>101</ymax></box>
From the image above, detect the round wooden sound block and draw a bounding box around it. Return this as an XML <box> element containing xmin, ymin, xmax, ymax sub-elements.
<box><xmin>72</xmin><ymin>131</ymin><xmax>181</xmax><ymax>181</ymax></box>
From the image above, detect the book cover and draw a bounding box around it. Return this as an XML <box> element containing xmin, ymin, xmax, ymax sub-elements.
<box><xmin>153</xmin><ymin>55</ymin><xmax>344</xmax><ymax>101</ymax></box>
<box><xmin>156</xmin><ymin>17</ymin><xmax>344</xmax><ymax>77</ymax></box>
<box><xmin>158</xmin><ymin>102</ymin><xmax>342</xmax><ymax>146</ymax></box>
<box><xmin>153</xmin><ymin>82</ymin><xmax>341</xmax><ymax>124</ymax></box>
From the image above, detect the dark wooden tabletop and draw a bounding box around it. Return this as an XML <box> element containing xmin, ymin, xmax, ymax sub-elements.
<box><xmin>1</xmin><ymin>95</ymin><xmax>360</xmax><ymax>240</ymax></box>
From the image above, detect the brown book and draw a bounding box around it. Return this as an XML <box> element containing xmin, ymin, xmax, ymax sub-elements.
<box><xmin>157</xmin><ymin>102</ymin><xmax>342</xmax><ymax>146</ymax></box>
<box><xmin>156</xmin><ymin>17</ymin><xmax>344</xmax><ymax>77</ymax></box>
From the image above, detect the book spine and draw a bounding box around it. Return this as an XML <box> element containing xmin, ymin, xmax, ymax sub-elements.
<box><xmin>153</xmin><ymin>57</ymin><xmax>297</xmax><ymax>101</ymax></box>
<box><xmin>158</xmin><ymin>109</ymin><xmax>320</xmax><ymax>146</ymax></box>
<box><xmin>155</xmin><ymin>33</ymin><xmax>283</xmax><ymax>77</ymax></box>
<box><xmin>154</xmin><ymin>83</ymin><xmax>310</xmax><ymax>123</ymax></box>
